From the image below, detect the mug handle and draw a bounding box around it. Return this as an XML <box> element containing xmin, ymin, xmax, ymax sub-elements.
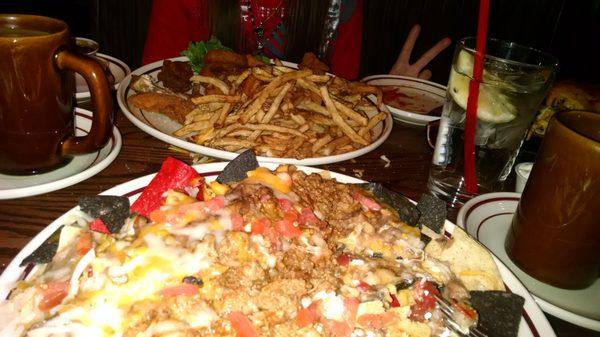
<box><xmin>54</xmin><ymin>49</ymin><xmax>114</xmax><ymax>154</ymax></box>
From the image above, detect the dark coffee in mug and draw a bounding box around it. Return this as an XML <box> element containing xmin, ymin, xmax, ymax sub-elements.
<box><xmin>0</xmin><ymin>15</ymin><xmax>113</xmax><ymax>175</ymax></box>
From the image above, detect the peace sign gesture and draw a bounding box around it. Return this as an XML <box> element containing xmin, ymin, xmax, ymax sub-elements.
<box><xmin>390</xmin><ymin>25</ymin><xmax>452</xmax><ymax>80</ymax></box>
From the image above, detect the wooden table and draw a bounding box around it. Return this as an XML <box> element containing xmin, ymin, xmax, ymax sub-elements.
<box><xmin>0</xmin><ymin>108</ymin><xmax>597</xmax><ymax>337</ymax></box>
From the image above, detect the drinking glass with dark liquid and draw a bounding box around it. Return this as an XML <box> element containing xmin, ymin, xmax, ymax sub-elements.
<box><xmin>0</xmin><ymin>15</ymin><xmax>113</xmax><ymax>175</ymax></box>
<box><xmin>506</xmin><ymin>110</ymin><xmax>600</xmax><ymax>289</ymax></box>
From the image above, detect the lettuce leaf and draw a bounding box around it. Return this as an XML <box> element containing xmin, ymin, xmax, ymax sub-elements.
<box><xmin>181</xmin><ymin>36</ymin><xmax>232</xmax><ymax>74</ymax></box>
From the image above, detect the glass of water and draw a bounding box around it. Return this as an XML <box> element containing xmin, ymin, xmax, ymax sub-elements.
<box><xmin>428</xmin><ymin>38</ymin><xmax>558</xmax><ymax>206</ymax></box>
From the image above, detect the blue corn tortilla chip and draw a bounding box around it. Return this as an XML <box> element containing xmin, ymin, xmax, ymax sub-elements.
<box><xmin>358</xmin><ymin>183</ymin><xmax>419</xmax><ymax>226</ymax></box>
<box><xmin>416</xmin><ymin>194</ymin><xmax>446</xmax><ymax>234</ymax></box>
<box><xmin>79</xmin><ymin>196</ymin><xmax>130</xmax><ymax>233</ymax></box>
<box><xmin>20</xmin><ymin>225</ymin><xmax>64</xmax><ymax>266</ymax></box>
<box><xmin>469</xmin><ymin>291</ymin><xmax>525</xmax><ymax>337</ymax></box>
<box><xmin>217</xmin><ymin>150</ymin><xmax>259</xmax><ymax>184</ymax></box>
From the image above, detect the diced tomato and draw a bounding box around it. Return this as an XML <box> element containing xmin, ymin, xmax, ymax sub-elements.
<box><xmin>453</xmin><ymin>301</ymin><xmax>477</xmax><ymax>320</ymax></box>
<box><xmin>89</xmin><ymin>218</ymin><xmax>109</xmax><ymax>234</ymax></box>
<box><xmin>344</xmin><ymin>297</ymin><xmax>360</xmax><ymax>327</ymax></box>
<box><xmin>390</xmin><ymin>294</ymin><xmax>400</xmax><ymax>307</ymax></box>
<box><xmin>296</xmin><ymin>301</ymin><xmax>320</xmax><ymax>327</ymax></box>
<box><xmin>131</xmin><ymin>157</ymin><xmax>201</xmax><ymax>217</ymax></box>
<box><xmin>149</xmin><ymin>209</ymin><xmax>167</xmax><ymax>224</ymax></box>
<box><xmin>227</xmin><ymin>311</ymin><xmax>260</xmax><ymax>337</ymax></box>
<box><xmin>277</xmin><ymin>198</ymin><xmax>294</xmax><ymax>212</ymax></box>
<box><xmin>231</xmin><ymin>213</ymin><xmax>244</xmax><ymax>231</ymax></box>
<box><xmin>357</xmin><ymin>312</ymin><xmax>397</xmax><ymax>329</ymax></box>
<box><xmin>76</xmin><ymin>232</ymin><xmax>93</xmax><ymax>255</ymax></box>
<box><xmin>188</xmin><ymin>176</ymin><xmax>205</xmax><ymax>200</ymax></box>
<box><xmin>299</xmin><ymin>208</ymin><xmax>320</xmax><ymax>226</ymax></box>
<box><xmin>409</xmin><ymin>281</ymin><xmax>439</xmax><ymax>322</ymax></box>
<box><xmin>322</xmin><ymin>320</ymin><xmax>352</xmax><ymax>337</ymax></box>
<box><xmin>357</xmin><ymin>281</ymin><xmax>373</xmax><ymax>292</ymax></box>
<box><xmin>352</xmin><ymin>192</ymin><xmax>382</xmax><ymax>211</ymax></box>
<box><xmin>263</xmin><ymin>224</ymin><xmax>281</xmax><ymax>248</ymax></box>
<box><xmin>275</xmin><ymin>214</ymin><xmax>302</xmax><ymax>238</ymax></box>
<box><xmin>336</xmin><ymin>253</ymin><xmax>350</xmax><ymax>266</ymax></box>
<box><xmin>39</xmin><ymin>281</ymin><xmax>69</xmax><ymax>310</ymax></box>
<box><xmin>251</xmin><ymin>218</ymin><xmax>269</xmax><ymax>235</ymax></box>
<box><xmin>161</xmin><ymin>283</ymin><xmax>199</xmax><ymax>297</ymax></box>
<box><xmin>283</xmin><ymin>210</ymin><xmax>298</xmax><ymax>223</ymax></box>
<box><xmin>320</xmin><ymin>297</ymin><xmax>359</xmax><ymax>337</ymax></box>
<box><xmin>205</xmin><ymin>196</ymin><xmax>225</xmax><ymax>212</ymax></box>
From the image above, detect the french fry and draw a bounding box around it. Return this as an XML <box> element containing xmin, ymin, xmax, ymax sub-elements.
<box><xmin>358</xmin><ymin>112</ymin><xmax>387</xmax><ymax>138</ymax></box>
<box><xmin>174</xmin><ymin>120</ymin><xmax>213</xmax><ymax>137</ymax></box>
<box><xmin>312</xmin><ymin>134</ymin><xmax>333</xmax><ymax>153</ymax></box>
<box><xmin>319</xmin><ymin>86</ymin><xmax>369</xmax><ymax>146</ymax></box>
<box><xmin>210</xmin><ymin>138</ymin><xmax>255</xmax><ymax>149</ymax></box>
<box><xmin>190</xmin><ymin>75</ymin><xmax>230</xmax><ymax>94</ymax></box>
<box><xmin>262</xmin><ymin>84</ymin><xmax>291</xmax><ymax>122</ymax></box>
<box><xmin>306</xmin><ymin>74</ymin><xmax>330</xmax><ymax>83</ymax></box>
<box><xmin>297</xmin><ymin>100</ymin><xmax>329</xmax><ymax>116</ymax></box>
<box><xmin>333</xmin><ymin>99</ymin><xmax>368</xmax><ymax>126</ymax></box>
<box><xmin>192</xmin><ymin>95</ymin><xmax>242</xmax><ymax>105</ymax></box>
<box><xmin>144</xmin><ymin>54</ymin><xmax>388</xmax><ymax>159</ymax></box>
<box><xmin>296</xmin><ymin>78</ymin><xmax>320</xmax><ymax>95</ymax></box>
<box><xmin>322</xmin><ymin>136</ymin><xmax>351</xmax><ymax>156</ymax></box>
<box><xmin>233</xmin><ymin>69</ymin><xmax>251</xmax><ymax>87</ymax></box>
<box><xmin>240</xmin><ymin>123</ymin><xmax>308</xmax><ymax>138</ymax></box>
<box><xmin>239</xmin><ymin>69</ymin><xmax>311</xmax><ymax>123</ymax></box>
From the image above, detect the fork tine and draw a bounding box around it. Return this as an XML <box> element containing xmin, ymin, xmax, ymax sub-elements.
<box><xmin>435</xmin><ymin>294</ymin><xmax>488</xmax><ymax>337</ymax></box>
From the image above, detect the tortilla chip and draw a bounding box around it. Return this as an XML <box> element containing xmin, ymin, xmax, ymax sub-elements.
<box><xmin>80</xmin><ymin>196</ymin><xmax>130</xmax><ymax>233</ymax></box>
<box><xmin>217</xmin><ymin>150</ymin><xmax>259</xmax><ymax>183</ymax></box>
<box><xmin>358</xmin><ymin>183</ymin><xmax>419</xmax><ymax>226</ymax></box>
<box><xmin>470</xmin><ymin>291</ymin><xmax>525</xmax><ymax>337</ymax></box>
<box><xmin>424</xmin><ymin>228</ymin><xmax>505</xmax><ymax>291</ymax></box>
<box><xmin>20</xmin><ymin>226</ymin><xmax>64</xmax><ymax>266</ymax></box>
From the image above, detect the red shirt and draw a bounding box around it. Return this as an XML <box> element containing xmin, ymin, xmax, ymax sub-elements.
<box><xmin>142</xmin><ymin>0</ymin><xmax>363</xmax><ymax>80</ymax></box>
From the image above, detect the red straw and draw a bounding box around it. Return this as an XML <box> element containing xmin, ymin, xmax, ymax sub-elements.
<box><xmin>464</xmin><ymin>0</ymin><xmax>490</xmax><ymax>194</ymax></box>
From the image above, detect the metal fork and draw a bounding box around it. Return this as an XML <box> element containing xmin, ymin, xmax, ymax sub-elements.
<box><xmin>435</xmin><ymin>294</ymin><xmax>488</xmax><ymax>337</ymax></box>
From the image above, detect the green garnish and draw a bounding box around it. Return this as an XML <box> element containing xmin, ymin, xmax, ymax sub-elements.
<box><xmin>181</xmin><ymin>36</ymin><xmax>232</xmax><ymax>74</ymax></box>
<box><xmin>254</xmin><ymin>54</ymin><xmax>271</xmax><ymax>65</ymax></box>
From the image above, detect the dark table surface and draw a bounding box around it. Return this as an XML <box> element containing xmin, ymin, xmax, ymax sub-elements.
<box><xmin>0</xmin><ymin>106</ymin><xmax>597</xmax><ymax>337</ymax></box>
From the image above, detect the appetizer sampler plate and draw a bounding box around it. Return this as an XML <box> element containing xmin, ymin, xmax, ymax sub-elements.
<box><xmin>457</xmin><ymin>192</ymin><xmax>600</xmax><ymax>332</ymax></box>
<box><xmin>0</xmin><ymin>108</ymin><xmax>122</xmax><ymax>200</ymax></box>
<box><xmin>361</xmin><ymin>74</ymin><xmax>445</xmax><ymax>126</ymax></box>
<box><xmin>76</xmin><ymin>53</ymin><xmax>131</xmax><ymax>101</ymax></box>
<box><xmin>0</xmin><ymin>163</ymin><xmax>554</xmax><ymax>337</ymax></box>
<box><xmin>117</xmin><ymin>57</ymin><xmax>393</xmax><ymax>166</ymax></box>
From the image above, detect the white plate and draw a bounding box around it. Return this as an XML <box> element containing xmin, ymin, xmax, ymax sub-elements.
<box><xmin>76</xmin><ymin>53</ymin><xmax>131</xmax><ymax>101</ymax></box>
<box><xmin>117</xmin><ymin>57</ymin><xmax>393</xmax><ymax>166</ymax></box>
<box><xmin>0</xmin><ymin>108</ymin><xmax>122</xmax><ymax>200</ymax></box>
<box><xmin>361</xmin><ymin>74</ymin><xmax>445</xmax><ymax>126</ymax></box>
<box><xmin>0</xmin><ymin>163</ymin><xmax>554</xmax><ymax>337</ymax></box>
<box><xmin>458</xmin><ymin>192</ymin><xmax>600</xmax><ymax>332</ymax></box>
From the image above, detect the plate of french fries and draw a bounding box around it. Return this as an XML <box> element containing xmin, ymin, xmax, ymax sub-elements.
<box><xmin>117</xmin><ymin>52</ymin><xmax>392</xmax><ymax>165</ymax></box>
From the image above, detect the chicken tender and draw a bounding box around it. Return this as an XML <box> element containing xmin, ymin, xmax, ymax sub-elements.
<box><xmin>128</xmin><ymin>92</ymin><xmax>195</xmax><ymax>124</ymax></box>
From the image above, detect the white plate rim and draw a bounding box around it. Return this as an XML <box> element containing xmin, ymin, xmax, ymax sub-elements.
<box><xmin>0</xmin><ymin>163</ymin><xmax>553</xmax><ymax>337</ymax></box>
<box><xmin>361</xmin><ymin>74</ymin><xmax>444</xmax><ymax>126</ymax></box>
<box><xmin>117</xmin><ymin>57</ymin><xmax>393</xmax><ymax>166</ymax></box>
<box><xmin>0</xmin><ymin>108</ymin><xmax>122</xmax><ymax>200</ymax></box>
<box><xmin>76</xmin><ymin>53</ymin><xmax>131</xmax><ymax>99</ymax></box>
<box><xmin>458</xmin><ymin>192</ymin><xmax>600</xmax><ymax>332</ymax></box>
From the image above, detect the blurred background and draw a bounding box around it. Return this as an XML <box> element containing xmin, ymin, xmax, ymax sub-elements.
<box><xmin>1</xmin><ymin>0</ymin><xmax>599</xmax><ymax>85</ymax></box>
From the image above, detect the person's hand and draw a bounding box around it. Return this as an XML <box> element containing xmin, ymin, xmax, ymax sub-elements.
<box><xmin>390</xmin><ymin>25</ymin><xmax>452</xmax><ymax>80</ymax></box>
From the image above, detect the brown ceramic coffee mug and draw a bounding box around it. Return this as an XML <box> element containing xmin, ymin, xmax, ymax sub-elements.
<box><xmin>0</xmin><ymin>14</ymin><xmax>113</xmax><ymax>175</ymax></box>
<box><xmin>506</xmin><ymin>110</ymin><xmax>600</xmax><ymax>289</ymax></box>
